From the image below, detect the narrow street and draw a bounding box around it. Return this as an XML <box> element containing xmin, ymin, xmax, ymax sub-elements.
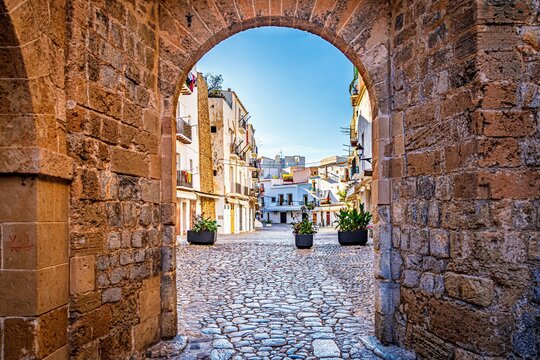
<box><xmin>175</xmin><ymin>225</ymin><xmax>376</xmax><ymax>359</ymax></box>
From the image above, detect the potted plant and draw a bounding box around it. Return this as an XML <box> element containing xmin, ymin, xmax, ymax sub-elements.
<box><xmin>265</xmin><ymin>219</ymin><xmax>272</xmax><ymax>227</ymax></box>
<box><xmin>187</xmin><ymin>215</ymin><xmax>219</xmax><ymax>245</ymax></box>
<box><xmin>292</xmin><ymin>217</ymin><xmax>317</xmax><ymax>249</ymax></box>
<box><xmin>334</xmin><ymin>203</ymin><xmax>372</xmax><ymax>246</ymax></box>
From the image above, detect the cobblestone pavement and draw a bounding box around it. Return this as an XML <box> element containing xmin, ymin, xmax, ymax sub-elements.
<box><xmin>175</xmin><ymin>225</ymin><xmax>376</xmax><ymax>359</ymax></box>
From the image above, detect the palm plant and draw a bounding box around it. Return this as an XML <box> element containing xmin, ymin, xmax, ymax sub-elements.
<box><xmin>191</xmin><ymin>214</ymin><xmax>219</xmax><ymax>233</ymax></box>
<box><xmin>292</xmin><ymin>218</ymin><xmax>318</xmax><ymax>235</ymax></box>
<box><xmin>334</xmin><ymin>203</ymin><xmax>372</xmax><ymax>232</ymax></box>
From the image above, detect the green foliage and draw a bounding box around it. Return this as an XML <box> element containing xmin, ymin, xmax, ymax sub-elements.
<box><xmin>334</xmin><ymin>203</ymin><xmax>372</xmax><ymax>232</ymax></box>
<box><xmin>337</xmin><ymin>188</ymin><xmax>347</xmax><ymax>202</ymax></box>
<box><xmin>191</xmin><ymin>214</ymin><xmax>219</xmax><ymax>233</ymax></box>
<box><xmin>292</xmin><ymin>218</ymin><xmax>318</xmax><ymax>235</ymax></box>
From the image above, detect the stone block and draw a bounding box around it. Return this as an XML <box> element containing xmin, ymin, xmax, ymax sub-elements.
<box><xmin>134</xmin><ymin>315</ymin><xmax>160</xmax><ymax>351</ymax></box>
<box><xmin>70</xmin><ymin>255</ymin><xmax>95</xmax><ymax>295</ymax></box>
<box><xmin>402</xmin><ymin>270</ymin><xmax>420</xmax><ymax>288</ymax></box>
<box><xmin>474</xmin><ymin>110</ymin><xmax>536</xmax><ymax>137</ymax></box>
<box><xmin>478</xmin><ymin>170</ymin><xmax>540</xmax><ymax>200</ymax></box>
<box><xmin>141</xmin><ymin>178</ymin><xmax>160</xmax><ymax>203</ymax></box>
<box><xmin>102</xmin><ymin>287</ymin><xmax>122</xmax><ymax>303</ymax></box>
<box><xmin>110</xmin><ymin>147</ymin><xmax>148</xmax><ymax>177</ymax></box>
<box><xmin>372</xmin><ymin>179</ymin><xmax>390</xmax><ymax>205</ymax></box>
<box><xmin>429</xmin><ymin>229</ymin><xmax>449</xmax><ymax>258</ymax></box>
<box><xmin>4</xmin><ymin>317</ymin><xmax>36</xmax><ymax>359</ymax></box>
<box><xmin>407</xmin><ymin>150</ymin><xmax>442</xmax><ymax>176</ymax></box>
<box><xmin>444</xmin><ymin>272</ymin><xmax>494</xmax><ymax>306</ymax></box>
<box><xmin>0</xmin><ymin>176</ymin><xmax>37</xmax><ymax>222</ymax></box>
<box><xmin>428</xmin><ymin>297</ymin><xmax>512</xmax><ymax>355</ymax></box>
<box><xmin>42</xmin><ymin>345</ymin><xmax>68</xmax><ymax>360</ymax></box>
<box><xmin>375</xmin><ymin>281</ymin><xmax>400</xmax><ymax>315</ymax></box>
<box><xmin>419</xmin><ymin>272</ymin><xmax>444</xmax><ymax>294</ymax></box>
<box><xmin>36</xmin><ymin>306</ymin><xmax>68</xmax><ymax>359</ymax></box>
<box><xmin>161</xmin><ymin>203</ymin><xmax>176</xmax><ymax>225</ymax></box>
<box><xmin>139</xmin><ymin>276</ymin><xmax>161</xmax><ymax>321</ymax></box>
<box><xmin>0</xmin><ymin>264</ymin><xmax>68</xmax><ymax>316</ymax></box>
<box><xmin>2</xmin><ymin>222</ymin><xmax>68</xmax><ymax>269</ymax></box>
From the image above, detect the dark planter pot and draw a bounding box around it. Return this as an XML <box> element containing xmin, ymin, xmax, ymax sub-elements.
<box><xmin>295</xmin><ymin>234</ymin><xmax>313</xmax><ymax>249</ymax></box>
<box><xmin>338</xmin><ymin>230</ymin><xmax>368</xmax><ymax>246</ymax></box>
<box><xmin>187</xmin><ymin>230</ymin><xmax>217</xmax><ymax>245</ymax></box>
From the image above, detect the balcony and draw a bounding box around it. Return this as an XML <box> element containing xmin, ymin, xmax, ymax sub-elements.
<box><xmin>177</xmin><ymin>170</ymin><xmax>193</xmax><ymax>188</ymax></box>
<box><xmin>350</xmin><ymin>128</ymin><xmax>358</xmax><ymax>147</ymax></box>
<box><xmin>176</xmin><ymin>118</ymin><xmax>192</xmax><ymax>144</ymax></box>
<box><xmin>249</xmin><ymin>159</ymin><xmax>260</xmax><ymax>168</ymax></box>
<box><xmin>239</xmin><ymin>116</ymin><xmax>248</xmax><ymax>133</ymax></box>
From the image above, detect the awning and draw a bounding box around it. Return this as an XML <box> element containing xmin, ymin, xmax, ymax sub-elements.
<box><xmin>315</xmin><ymin>204</ymin><xmax>345</xmax><ymax>211</ymax></box>
<box><xmin>264</xmin><ymin>205</ymin><xmax>303</xmax><ymax>212</ymax></box>
<box><xmin>195</xmin><ymin>190</ymin><xmax>221</xmax><ymax>200</ymax></box>
<box><xmin>177</xmin><ymin>190</ymin><xmax>197</xmax><ymax>200</ymax></box>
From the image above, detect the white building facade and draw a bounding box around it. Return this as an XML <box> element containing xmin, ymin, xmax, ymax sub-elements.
<box><xmin>347</xmin><ymin>66</ymin><xmax>373</xmax><ymax>212</ymax></box>
<box><xmin>175</xmin><ymin>68</ymin><xmax>200</xmax><ymax>235</ymax></box>
<box><xmin>209</xmin><ymin>90</ymin><xmax>258</xmax><ymax>234</ymax></box>
<box><xmin>260</xmin><ymin>179</ymin><xmax>313</xmax><ymax>224</ymax></box>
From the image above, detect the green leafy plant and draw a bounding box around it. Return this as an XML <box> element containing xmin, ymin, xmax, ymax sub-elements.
<box><xmin>337</xmin><ymin>188</ymin><xmax>347</xmax><ymax>202</ymax></box>
<box><xmin>334</xmin><ymin>203</ymin><xmax>372</xmax><ymax>232</ymax></box>
<box><xmin>191</xmin><ymin>214</ymin><xmax>219</xmax><ymax>233</ymax></box>
<box><xmin>292</xmin><ymin>218</ymin><xmax>318</xmax><ymax>235</ymax></box>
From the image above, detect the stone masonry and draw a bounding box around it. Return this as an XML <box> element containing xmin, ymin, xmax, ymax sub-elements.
<box><xmin>197</xmin><ymin>72</ymin><xmax>216</xmax><ymax>218</ymax></box>
<box><xmin>0</xmin><ymin>0</ymin><xmax>538</xmax><ymax>359</ymax></box>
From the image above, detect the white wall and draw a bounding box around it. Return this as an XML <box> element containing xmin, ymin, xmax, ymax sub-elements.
<box><xmin>176</xmin><ymin>69</ymin><xmax>200</xmax><ymax>192</ymax></box>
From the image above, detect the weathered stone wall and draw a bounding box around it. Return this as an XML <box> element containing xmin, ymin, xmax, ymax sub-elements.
<box><xmin>1</xmin><ymin>0</ymin><xmax>538</xmax><ymax>359</ymax></box>
<box><xmin>0</xmin><ymin>0</ymin><xmax>71</xmax><ymax>358</ymax></box>
<box><xmin>197</xmin><ymin>73</ymin><xmax>216</xmax><ymax>218</ymax></box>
<box><xmin>387</xmin><ymin>0</ymin><xmax>540</xmax><ymax>358</ymax></box>
<box><xmin>65</xmin><ymin>0</ymin><xmax>165</xmax><ymax>358</ymax></box>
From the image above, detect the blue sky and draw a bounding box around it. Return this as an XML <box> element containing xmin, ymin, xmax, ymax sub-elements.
<box><xmin>198</xmin><ymin>27</ymin><xmax>353</xmax><ymax>164</ymax></box>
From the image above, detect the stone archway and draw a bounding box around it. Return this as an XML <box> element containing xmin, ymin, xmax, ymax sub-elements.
<box><xmin>0</xmin><ymin>0</ymin><xmax>538</xmax><ymax>359</ymax></box>
<box><xmin>157</xmin><ymin>0</ymin><xmax>396</xmax><ymax>347</ymax></box>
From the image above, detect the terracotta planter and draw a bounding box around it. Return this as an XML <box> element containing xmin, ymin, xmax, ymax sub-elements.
<box><xmin>187</xmin><ymin>230</ymin><xmax>217</xmax><ymax>245</ymax></box>
<box><xmin>295</xmin><ymin>234</ymin><xmax>313</xmax><ymax>249</ymax></box>
<box><xmin>338</xmin><ymin>230</ymin><xmax>368</xmax><ymax>246</ymax></box>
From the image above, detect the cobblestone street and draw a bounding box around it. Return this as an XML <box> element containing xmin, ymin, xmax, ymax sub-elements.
<box><xmin>175</xmin><ymin>225</ymin><xmax>376</xmax><ymax>359</ymax></box>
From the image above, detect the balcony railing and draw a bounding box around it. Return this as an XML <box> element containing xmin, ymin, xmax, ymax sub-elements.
<box><xmin>177</xmin><ymin>170</ymin><xmax>193</xmax><ymax>188</ymax></box>
<box><xmin>350</xmin><ymin>128</ymin><xmax>358</xmax><ymax>147</ymax></box>
<box><xmin>239</xmin><ymin>117</ymin><xmax>248</xmax><ymax>132</ymax></box>
<box><xmin>176</xmin><ymin>118</ymin><xmax>192</xmax><ymax>144</ymax></box>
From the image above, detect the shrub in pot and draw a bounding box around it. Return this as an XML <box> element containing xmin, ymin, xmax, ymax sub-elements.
<box><xmin>292</xmin><ymin>217</ymin><xmax>317</xmax><ymax>249</ymax></box>
<box><xmin>334</xmin><ymin>203</ymin><xmax>372</xmax><ymax>246</ymax></box>
<box><xmin>187</xmin><ymin>215</ymin><xmax>219</xmax><ymax>245</ymax></box>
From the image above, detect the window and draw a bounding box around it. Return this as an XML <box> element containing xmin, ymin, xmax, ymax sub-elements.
<box><xmin>189</xmin><ymin>159</ymin><xmax>193</xmax><ymax>173</ymax></box>
<box><xmin>278</xmin><ymin>194</ymin><xmax>284</xmax><ymax>205</ymax></box>
<box><xmin>287</xmin><ymin>193</ymin><xmax>293</xmax><ymax>205</ymax></box>
<box><xmin>303</xmin><ymin>194</ymin><xmax>308</xmax><ymax>205</ymax></box>
<box><xmin>211</xmin><ymin>126</ymin><xmax>217</xmax><ymax>133</ymax></box>
<box><xmin>213</xmin><ymin>170</ymin><xmax>217</xmax><ymax>176</ymax></box>
<box><xmin>271</xmin><ymin>196</ymin><xmax>276</xmax><ymax>203</ymax></box>
<box><xmin>176</xmin><ymin>153</ymin><xmax>181</xmax><ymax>170</ymax></box>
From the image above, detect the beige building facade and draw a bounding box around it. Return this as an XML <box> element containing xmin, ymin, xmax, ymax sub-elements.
<box><xmin>209</xmin><ymin>90</ymin><xmax>258</xmax><ymax>234</ymax></box>
<box><xmin>347</xmin><ymin>68</ymin><xmax>373</xmax><ymax>213</ymax></box>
